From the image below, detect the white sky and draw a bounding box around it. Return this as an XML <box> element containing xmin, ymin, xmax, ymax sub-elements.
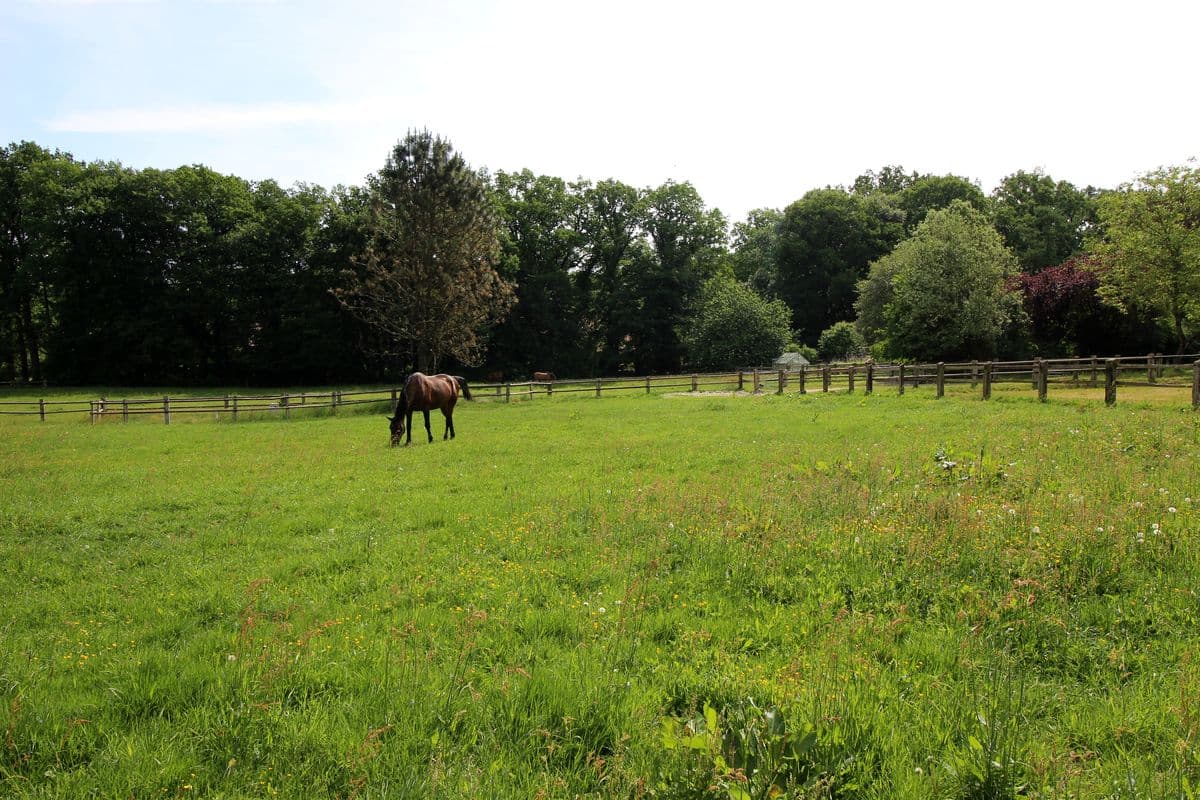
<box><xmin>2</xmin><ymin>0</ymin><xmax>1197</xmax><ymax>224</ymax></box>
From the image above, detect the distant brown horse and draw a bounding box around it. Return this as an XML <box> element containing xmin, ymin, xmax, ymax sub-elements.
<box><xmin>389</xmin><ymin>373</ymin><xmax>472</xmax><ymax>446</ymax></box>
<box><xmin>532</xmin><ymin>371</ymin><xmax>556</xmax><ymax>382</ymax></box>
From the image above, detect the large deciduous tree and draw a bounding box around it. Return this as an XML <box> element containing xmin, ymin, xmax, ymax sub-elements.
<box><xmin>574</xmin><ymin>179</ymin><xmax>642</xmax><ymax>375</ymax></box>
<box><xmin>898</xmin><ymin>174</ymin><xmax>988</xmax><ymax>233</ymax></box>
<box><xmin>866</xmin><ymin>201</ymin><xmax>1024</xmax><ymax>361</ymax></box>
<box><xmin>728</xmin><ymin>208</ymin><xmax>782</xmax><ymax>297</ymax></box>
<box><xmin>0</xmin><ymin>141</ymin><xmax>80</xmax><ymax>383</ymax></box>
<box><xmin>1091</xmin><ymin>163</ymin><xmax>1200</xmax><ymax>353</ymax></box>
<box><xmin>683</xmin><ymin>276</ymin><xmax>791</xmax><ymax>371</ymax></box>
<box><xmin>991</xmin><ymin>170</ymin><xmax>1095</xmax><ymax>272</ymax></box>
<box><xmin>487</xmin><ymin>169</ymin><xmax>587</xmax><ymax>377</ymax></box>
<box><xmin>775</xmin><ymin>189</ymin><xmax>904</xmax><ymax>344</ymax></box>
<box><xmin>627</xmin><ymin>181</ymin><xmax>727</xmax><ymax>374</ymax></box>
<box><xmin>335</xmin><ymin>131</ymin><xmax>514</xmax><ymax>372</ymax></box>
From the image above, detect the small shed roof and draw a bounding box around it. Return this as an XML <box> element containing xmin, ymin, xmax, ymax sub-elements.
<box><xmin>772</xmin><ymin>352</ymin><xmax>811</xmax><ymax>369</ymax></box>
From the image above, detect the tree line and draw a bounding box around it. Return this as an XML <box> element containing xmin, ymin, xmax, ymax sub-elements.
<box><xmin>2</xmin><ymin>135</ymin><xmax>1196</xmax><ymax>386</ymax></box>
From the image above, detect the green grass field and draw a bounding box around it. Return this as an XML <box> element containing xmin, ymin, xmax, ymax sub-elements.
<box><xmin>2</xmin><ymin>386</ymin><xmax>1199</xmax><ymax>798</ymax></box>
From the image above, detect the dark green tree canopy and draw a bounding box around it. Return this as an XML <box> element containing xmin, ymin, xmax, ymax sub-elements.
<box><xmin>775</xmin><ymin>188</ymin><xmax>905</xmax><ymax>344</ymax></box>
<box><xmin>898</xmin><ymin>174</ymin><xmax>988</xmax><ymax>232</ymax></box>
<box><xmin>991</xmin><ymin>170</ymin><xmax>1095</xmax><ymax>272</ymax></box>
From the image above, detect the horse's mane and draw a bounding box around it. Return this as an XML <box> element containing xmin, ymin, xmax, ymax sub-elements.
<box><xmin>394</xmin><ymin>373</ymin><xmax>417</xmax><ymax>416</ymax></box>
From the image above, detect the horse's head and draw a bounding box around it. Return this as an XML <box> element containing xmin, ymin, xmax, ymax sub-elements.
<box><xmin>388</xmin><ymin>415</ymin><xmax>404</xmax><ymax>446</ymax></box>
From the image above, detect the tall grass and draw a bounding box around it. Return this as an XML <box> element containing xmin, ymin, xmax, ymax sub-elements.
<box><xmin>2</xmin><ymin>389</ymin><xmax>1198</xmax><ymax>797</ymax></box>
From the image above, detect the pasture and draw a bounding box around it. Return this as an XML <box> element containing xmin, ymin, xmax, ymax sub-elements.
<box><xmin>2</xmin><ymin>386</ymin><xmax>1199</xmax><ymax>798</ymax></box>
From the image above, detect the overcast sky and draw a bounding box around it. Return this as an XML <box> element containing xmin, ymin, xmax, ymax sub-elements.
<box><xmin>3</xmin><ymin>0</ymin><xmax>1197</xmax><ymax>223</ymax></box>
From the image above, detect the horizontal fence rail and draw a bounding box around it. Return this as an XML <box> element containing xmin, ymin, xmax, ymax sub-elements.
<box><xmin>1</xmin><ymin>353</ymin><xmax>1198</xmax><ymax>424</ymax></box>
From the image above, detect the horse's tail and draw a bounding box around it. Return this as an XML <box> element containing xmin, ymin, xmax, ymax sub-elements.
<box><xmin>454</xmin><ymin>376</ymin><xmax>472</xmax><ymax>400</ymax></box>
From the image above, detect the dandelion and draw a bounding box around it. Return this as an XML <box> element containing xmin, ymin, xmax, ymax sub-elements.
<box><xmin>1031</xmin><ymin>525</ymin><xmax>1041</xmax><ymax>534</ymax></box>
<box><xmin>598</xmin><ymin>607</ymin><xmax>606</xmax><ymax>614</ymax></box>
<box><xmin>1168</xmin><ymin>507</ymin><xmax>1177</xmax><ymax>514</ymax></box>
<box><xmin>1095</xmin><ymin>527</ymin><xmax>1105</xmax><ymax>533</ymax></box>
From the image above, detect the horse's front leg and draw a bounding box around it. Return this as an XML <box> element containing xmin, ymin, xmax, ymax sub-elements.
<box><xmin>423</xmin><ymin>410</ymin><xmax>433</xmax><ymax>443</ymax></box>
<box><xmin>405</xmin><ymin>411</ymin><xmax>414</xmax><ymax>445</ymax></box>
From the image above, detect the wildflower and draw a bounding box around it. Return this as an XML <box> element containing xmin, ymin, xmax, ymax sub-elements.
<box><xmin>1031</xmin><ymin>525</ymin><xmax>1041</xmax><ymax>534</ymax></box>
<box><xmin>1095</xmin><ymin>527</ymin><xmax>1105</xmax><ymax>533</ymax></box>
<box><xmin>1168</xmin><ymin>507</ymin><xmax>1177</xmax><ymax>514</ymax></box>
<box><xmin>598</xmin><ymin>607</ymin><xmax>606</xmax><ymax>614</ymax></box>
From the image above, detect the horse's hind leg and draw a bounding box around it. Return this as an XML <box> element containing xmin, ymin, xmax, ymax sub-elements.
<box><xmin>443</xmin><ymin>409</ymin><xmax>454</xmax><ymax>440</ymax></box>
<box><xmin>423</xmin><ymin>410</ymin><xmax>433</xmax><ymax>442</ymax></box>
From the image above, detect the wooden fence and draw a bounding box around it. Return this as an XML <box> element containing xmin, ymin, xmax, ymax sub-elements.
<box><xmin>1</xmin><ymin>353</ymin><xmax>1198</xmax><ymax>424</ymax></box>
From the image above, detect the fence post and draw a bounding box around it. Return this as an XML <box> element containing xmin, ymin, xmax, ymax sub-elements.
<box><xmin>232</xmin><ymin>395</ymin><xmax>238</xmax><ymax>422</ymax></box>
<box><xmin>224</xmin><ymin>394</ymin><xmax>230</xmax><ymax>410</ymax></box>
<box><xmin>39</xmin><ymin>398</ymin><xmax>45</xmax><ymax>422</ymax></box>
<box><xmin>1105</xmin><ymin>359</ymin><xmax>1118</xmax><ymax>406</ymax></box>
<box><xmin>737</xmin><ymin>371</ymin><xmax>744</xmax><ymax>391</ymax></box>
<box><xmin>1090</xmin><ymin>356</ymin><xmax>1098</xmax><ymax>387</ymax></box>
<box><xmin>971</xmin><ymin>360</ymin><xmax>979</xmax><ymax>389</ymax></box>
<box><xmin>595</xmin><ymin>378</ymin><xmax>602</xmax><ymax>398</ymax></box>
<box><xmin>691</xmin><ymin>374</ymin><xmax>698</xmax><ymax>392</ymax></box>
<box><xmin>122</xmin><ymin>399</ymin><xmax>128</xmax><ymax>423</ymax></box>
<box><xmin>505</xmin><ymin>383</ymin><xmax>511</xmax><ymax>403</ymax></box>
<box><xmin>936</xmin><ymin>363</ymin><xmax>945</xmax><ymax>398</ymax></box>
<box><xmin>1037</xmin><ymin>359</ymin><xmax>1048</xmax><ymax>402</ymax></box>
<box><xmin>163</xmin><ymin>395</ymin><xmax>170</xmax><ymax>425</ymax></box>
<box><xmin>982</xmin><ymin>363</ymin><xmax>992</xmax><ymax>400</ymax></box>
<box><xmin>282</xmin><ymin>394</ymin><xmax>290</xmax><ymax>420</ymax></box>
<box><xmin>847</xmin><ymin>365</ymin><xmax>855</xmax><ymax>394</ymax></box>
<box><xmin>898</xmin><ymin>364</ymin><xmax>905</xmax><ymax>395</ymax></box>
<box><xmin>799</xmin><ymin>366</ymin><xmax>807</xmax><ymax>395</ymax></box>
<box><xmin>89</xmin><ymin>400</ymin><xmax>95</xmax><ymax>425</ymax></box>
<box><xmin>865</xmin><ymin>362</ymin><xmax>874</xmax><ymax>394</ymax></box>
<box><xmin>822</xmin><ymin>365</ymin><xmax>831</xmax><ymax>393</ymax></box>
<box><xmin>1147</xmin><ymin>353</ymin><xmax>1156</xmax><ymax>384</ymax></box>
<box><xmin>645</xmin><ymin>375</ymin><xmax>651</xmax><ymax>395</ymax></box>
<box><xmin>777</xmin><ymin>369</ymin><xmax>785</xmax><ymax>395</ymax></box>
<box><xmin>1193</xmin><ymin>360</ymin><xmax>1199</xmax><ymax>409</ymax></box>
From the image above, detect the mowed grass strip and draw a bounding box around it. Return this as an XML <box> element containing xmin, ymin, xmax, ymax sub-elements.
<box><xmin>2</xmin><ymin>390</ymin><xmax>1199</xmax><ymax>798</ymax></box>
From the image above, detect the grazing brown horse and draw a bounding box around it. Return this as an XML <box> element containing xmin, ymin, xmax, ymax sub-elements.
<box><xmin>389</xmin><ymin>373</ymin><xmax>472</xmax><ymax>446</ymax></box>
<box><xmin>532</xmin><ymin>371</ymin><xmax>556</xmax><ymax>382</ymax></box>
